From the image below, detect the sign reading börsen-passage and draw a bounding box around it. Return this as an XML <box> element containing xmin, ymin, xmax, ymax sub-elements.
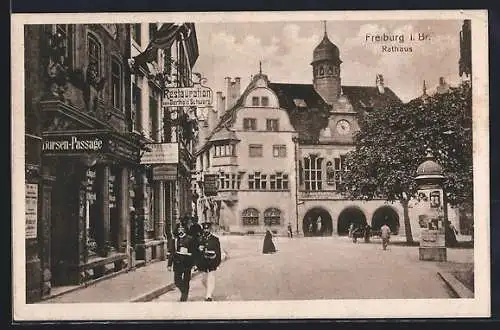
<box><xmin>163</xmin><ymin>86</ymin><xmax>213</xmax><ymax>107</ymax></box>
<box><xmin>42</xmin><ymin>135</ymin><xmax>104</xmax><ymax>152</ymax></box>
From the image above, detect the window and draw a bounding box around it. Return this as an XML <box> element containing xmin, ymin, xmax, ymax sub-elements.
<box><xmin>214</xmin><ymin>144</ymin><xmax>235</xmax><ymax>157</ymax></box>
<box><xmin>261</xmin><ymin>96</ymin><xmax>269</xmax><ymax>107</ymax></box>
<box><xmin>252</xmin><ymin>96</ymin><xmax>260</xmax><ymax>106</ymax></box>
<box><xmin>304</xmin><ymin>155</ymin><xmax>323</xmax><ymax>191</ymax></box>
<box><xmin>149</xmin><ymin>86</ymin><xmax>159</xmax><ymax>140</ymax></box>
<box><xmin>248</xmin><ymin>171</ymin><xmax>267</xmax><ymax>190</ymax></box>
<box><xmin>243</xmin><ymin>118</ymin><xmax>257</xmax><ymax>131</ymax></box>
<box><xmin>87</xmin><ymin>34</ymin><xmax>101</xmax><ymax>75</ymax></box>
<box><xmin>264</xmin><ymin>208</ymin><xmax>281</xmax><ymax>226</ymax></box>
<box><xmin>111</xmin><ymin>58</ymin><xmax>122</xmax><ymax>109</ymax></box>
<box><xmin>219</xmin><ymin>172</ymin><xmax>242</xmax><ymax>191</ymax></box>
<box><xmin>132</xmin><ymin>81</ymin><xmax>142</xmax><ymax>132</ymax></box>
<box><xmin>149</xmin><ymin>23</ymin><xmax>157</xmax><ymax>40</ymax></box>
<box><xmin>249</xmin><ymin>144</ymin><xmax>263</xmax><ymax>157</ymax></box>
<box><xmin>55</xmin><ymin>24</ymin><xmax>73</xmax><ymax>68</ymax></box>
<box><xmin>272</xmin><ymin>145</ymin><xmax>286</xmax><ymax>157</ymax></box>
<box><xmin>164</xmin><ymin>47</ymin><xmax>172</xmax><ymax>75</ymax></box>
<box><xmin>242</xmin><ymin>208</ymin><xmax>259</xmax><ymax>226</ymax></box>
<box><xmin>266</xmin><ymin>119</ymin><xmax>279</xmax><ymax>131</ymax></box>
<box><xmin>131</xmin><ymin>24</ymin><xmax>141</xmax><ymax>45</ymax></box>
<box><xmin>270</xmin><ymin>172</ymin><xmax>289</xmax><ymax>190</ymax></box>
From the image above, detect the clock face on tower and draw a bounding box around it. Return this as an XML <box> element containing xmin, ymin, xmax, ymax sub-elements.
<box><xmin>336</xmin><ymin>119</ymin><xmax>351</xmax><ymax>135</ymax></box>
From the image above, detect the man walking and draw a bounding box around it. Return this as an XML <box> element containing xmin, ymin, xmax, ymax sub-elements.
<box><xmin>195</xmin><ymin>222</ymin><xmax>221</xmax><ymax>301</ymax></box>
<box><xmin>167</xmin><ymin>222</ymin><xmax>196</xmax><ymax>302</ymax></box>
<box><xmin>380</xmin><ymin>223</ymin><xmax>391</xmax><ymax>250</ymax></box>
<box><xmin>287</xmin><ymin>223</ymin><xmax>293</xmax><ymax>238</ymax></box>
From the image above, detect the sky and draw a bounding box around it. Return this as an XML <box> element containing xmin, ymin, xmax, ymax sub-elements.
<box><xmin>192</xmin><ymin>20</ymin><xmax>465</xmax><ymax>103</ymax></box>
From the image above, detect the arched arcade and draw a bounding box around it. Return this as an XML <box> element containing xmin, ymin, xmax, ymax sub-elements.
<box><xmin>302</xmin><ymin>207</ymin><xmax>333</xmax><ymax>237</ymax></box>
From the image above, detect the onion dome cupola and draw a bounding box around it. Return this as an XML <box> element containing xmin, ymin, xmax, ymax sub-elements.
<box><xmin>312</xmin><ymin>31</ymin><xmax>342</xmax><ymax>66</ymax></box>
<box><xmin>311</xmin><ymin>22</ymin><xmax>342</xmax><ymax>106</ymax></box>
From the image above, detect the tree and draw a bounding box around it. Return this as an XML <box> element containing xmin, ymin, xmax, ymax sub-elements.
<box><xmin>341</xmin><ymin>82</ymin><xmax>472</xmax><ymax>243</ymax></box>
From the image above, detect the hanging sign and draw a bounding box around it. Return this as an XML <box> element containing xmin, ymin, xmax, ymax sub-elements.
<box><xmin>203</xmin><ymin>174</ymin><xmax>219</xmax><ymax>196</ymax></box>
<box><xmin>25</xmin><ymin>184</ymin><xmax>38</xmax><ymax>239</ymax></box>
<box><xmin>163</xmin><ymin>86</ymin><xmax>213</xmax><ymax>107</ymax></box>
<box><xmin>141</xmin><ymin>143</ymin><xmax>178</xmax><ymax>164</ymax></box>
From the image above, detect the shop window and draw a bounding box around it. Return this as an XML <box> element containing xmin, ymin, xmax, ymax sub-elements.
<box><xmin>264</xmin><ymin>208</ymin><xmax>281</xmax><ymax>226</ymax></box>
<box><xmin>242</xmin><ymin>208</ymin><xmax>259</xmax><ymax>226</ymax></box>
<box><xmin>249</xmin><ymin>144</ymin><xmax>263</xmax><ymax>157</ymax></box>
<box><xmin>272</xmin><ymin>145</ymin><xmax>286</xmax><ymax>157</ymax></box>
<box><xmin>266</xmin><ymin>119</ymin><xmax>279</xmax><ymax>131</ymax></box>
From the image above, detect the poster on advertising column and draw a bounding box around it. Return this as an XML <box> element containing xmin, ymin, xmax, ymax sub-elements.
<box><xmin>25</xmin><ymin>184</ymin><xmax>38</xmax><ymax>239</ymax></box>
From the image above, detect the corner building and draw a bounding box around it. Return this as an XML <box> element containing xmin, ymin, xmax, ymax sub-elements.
<box><xmin>195</xmin><ymin>73</ymin><xmax>298</xmax><ymax>234</ymax></box>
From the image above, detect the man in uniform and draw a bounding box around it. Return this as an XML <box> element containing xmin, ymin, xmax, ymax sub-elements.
<box><xmin>167</xmin><ymin>222</ymin><xmax>197</xmax><ymax>302</ymax></box>
<box><xmin>195</xmin><ymin>222</ymin><xmax>221</xmax><ymax>301</ymax></box>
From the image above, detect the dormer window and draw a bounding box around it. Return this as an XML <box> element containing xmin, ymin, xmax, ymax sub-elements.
<box><xmin>261</xmin><ymin>96</ymin><xmax>269</xmax><ymax>107</ymax></box>
<box><xmin>252</xmin><ymin>96</ymin><xmax>259</xmax><ymax>106</ymax></box>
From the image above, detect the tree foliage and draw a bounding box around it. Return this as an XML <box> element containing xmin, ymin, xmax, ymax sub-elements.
<box><xmin>341</xmin><ymin>83</ymin><xmax>472</xmax><ymax>241</ymax></box>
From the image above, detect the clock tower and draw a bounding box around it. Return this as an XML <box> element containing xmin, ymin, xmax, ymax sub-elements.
<box><xmin>312</xmin><ymin>22</ymin><xmax>342</xmax><ymax>106</ymax></box>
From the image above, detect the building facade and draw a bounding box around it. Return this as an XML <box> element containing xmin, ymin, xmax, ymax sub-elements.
<box><xmin>194</xmin><ymin>73</ymin><xmax>298</xmax><ymax>234</ymax></box>
<box><xmin>24</xmin><ymin>22</ymin><xmax>200</xmax><ymax>303</ymax></box>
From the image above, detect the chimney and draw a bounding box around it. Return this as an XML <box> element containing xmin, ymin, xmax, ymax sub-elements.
<box><xmin>216</xmin><ymin>91</ymin><xmax>224</xmax><ymax>117</ymax></box>
<box><xmin>376</xmin><ymin>74</ymin><xmax>385</xmax><ymax>94</ymax></box>
<box><xmin>207</xmin><ymin>105</ymin><xmax>218</xmax><ymax>136</ymax></box>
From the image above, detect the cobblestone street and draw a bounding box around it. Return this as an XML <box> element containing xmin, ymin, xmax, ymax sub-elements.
<box><xmin>154</xmin><ymin>235</ymin><xmax>472</xmax><ymax>302</ymax></box>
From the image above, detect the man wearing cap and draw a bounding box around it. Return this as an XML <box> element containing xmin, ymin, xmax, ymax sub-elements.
<box><xmin>167</xmin><ymin>222</ymin><xmax>197</xmax><ymax>302</ymax></box>
<box><xmin>195</xmin><ymin>222</ymin><xmax>221</xmax><ymax>301</ymax></box>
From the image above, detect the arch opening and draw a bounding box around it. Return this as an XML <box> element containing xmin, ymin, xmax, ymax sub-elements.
<box><xmin>303</xmin><ymin>208</ymin><xmax>333</xmax><ymax>237</ymax></box>
<box><xmin>337</xmin><ymin>207</ymin><xmax>367</xmax><ymax>236</ymax></box>
<box><xmin>371</xmin><ymin>206</ymin><xmax>400</xmax><ymax>234</ymax></box>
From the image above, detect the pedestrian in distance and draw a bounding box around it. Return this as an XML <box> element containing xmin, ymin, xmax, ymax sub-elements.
<box><xmin>287</xmin><ymin>223</ymin><xmax>293</xmax><ymax>238</ymax></box>
<box><xmin>167</xmin><ymin>222</ymin><xmax>197</xmax><ymax>302</ymax></box>
<box><xmin>380</xmin><ymin>223</ymin><xmax>391</xmax><ymax>250</ymax></box>
<box><xmin>348</xmin><ymin>223</ymin><xmax>354</xmax><ymax>238</ymax></box>
<box><xmin>262</xmin><ymin>229</ymin><xmax>277</xmax><ymax>254</ymax></box>
<box><xmin>364</xmin><ymin>224</ymin><xmax>371</xmax><ymax>243</ymax></box>
<box><xmin>196</xmin><ymin>222</ymin><xmax>222</xmax><ymax>302</ymax></box>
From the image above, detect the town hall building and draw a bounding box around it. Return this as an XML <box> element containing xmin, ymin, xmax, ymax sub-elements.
<box><xmin>193</xmin><ymin>26</ymin><xmax>461</xmax><ymax>238</ymax></box>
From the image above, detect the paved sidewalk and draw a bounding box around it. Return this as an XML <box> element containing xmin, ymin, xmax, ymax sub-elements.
<box><xmin>41</xmin><ymin>237</ymin><xmax>234</xmax><ymax>304</ymax></box>
<box><xmin>41</xmin><ymin>261</ymin><xmax>173</xmax><ymax>303</ymax></box>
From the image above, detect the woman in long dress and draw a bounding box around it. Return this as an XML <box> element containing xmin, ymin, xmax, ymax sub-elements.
<box><xmin>262</xmin><ymin>229</ymin><xmax>277</xmax><ymax>254</ymax></box>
